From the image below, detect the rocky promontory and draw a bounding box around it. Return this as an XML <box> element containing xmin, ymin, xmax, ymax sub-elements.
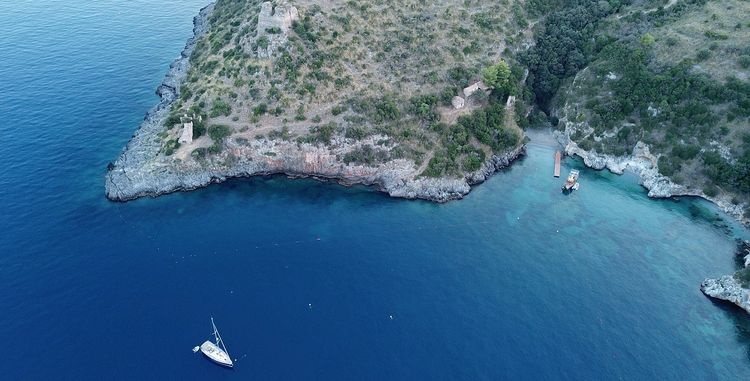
<box><xmin>701</xmin><ymin>240</ymin><xmax>750</xmax><ymax>314</ymax></box>
<box><xmin>106</xmin><ymin>2</ymin><xmax>527</xmax><ymax>203</ymax></box>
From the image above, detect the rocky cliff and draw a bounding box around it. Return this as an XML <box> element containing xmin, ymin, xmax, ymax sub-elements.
<box><xmin>701</xmin><ymin>241</ymin><xmax>750</xmax><ymax>314</ymax></box>
<box><xmin>105</xmin><ymin>3</ymin><xmax>525</xmax><ymax>203</ymax></box>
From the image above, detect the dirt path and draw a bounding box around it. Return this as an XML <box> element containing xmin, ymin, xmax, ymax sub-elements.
<box><xmin>615</xmin><ymin>0</ymin><xmax>679</xmax><ymax>19</ymax></box>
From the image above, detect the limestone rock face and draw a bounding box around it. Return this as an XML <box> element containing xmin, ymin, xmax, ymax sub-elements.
<box><xmin>701</xmin><ymin>276</ymin><xmax>750</xmax><ymax>314</ymax></box>
<box><xmin>254</xmin><ymin>1</ymin><xmax>298</xmax><ymax>58</ymax></box>
<box><xmin>561</xmin><ymin>139</ymin><xmax>689</xmax><ymax>198</ymax></box>
<box><xmin>106</xmin><ymin>129</ymin><xmax>526</xmax><ymax>202</ymax></box>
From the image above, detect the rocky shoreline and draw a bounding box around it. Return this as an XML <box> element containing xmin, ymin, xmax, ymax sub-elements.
<box><xmin>700</xmin><ymin>240</ymin><xmax>750</xmax><ymax>314</ymax></box>
<box><xmin>106</xmin><ymin>3</ymin><xmax>215</xmax><ymax>201</ymax></box>
<box><xmin>553</xmin><ymin>131</ymin><xmax>749</xmax><ymax>229</ymax></box>
<box><xmin>105</xmin><ymin>4</ymin><xmax>526</xmax><ymax>203</ymax></box>
<box><xmin>553</xmin><ymin>128</ymin><xmax>750</xmax><ymax>315</ymax></box>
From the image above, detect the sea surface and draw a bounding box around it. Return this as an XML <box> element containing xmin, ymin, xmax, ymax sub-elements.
<box><xmin>2</xmin><ymin>1</ymin><xmax>750</xmax><ymax>379</ymax></box>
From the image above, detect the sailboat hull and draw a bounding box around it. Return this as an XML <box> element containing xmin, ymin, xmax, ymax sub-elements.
<box><xmin>200</xmin><ymin>340</ymin><xmax>233</xmax><ymax>368</ymax></box>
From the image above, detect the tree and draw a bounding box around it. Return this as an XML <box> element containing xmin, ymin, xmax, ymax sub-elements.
<box><xmin>482</xmin><ymin>60</ymin><xmax>512</xmax><ymax>95</ymax></box>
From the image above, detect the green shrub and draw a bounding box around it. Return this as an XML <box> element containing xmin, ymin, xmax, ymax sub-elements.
<box><xmin>295</xmin><ymin>105</ymin><xmax>306</xmax><ymax>121</ymax></box>
<box><xmin>252</xmin><ymin>103</ymin><xmax>268</xmax><ymax>116</ymax></box>
<box><xmin>208</xmin><ymin>144</ymin><xmax>222</xmax><ymax>154</ymax></box>
<box><xmin>456</xmin><ymin>103</ymin><xmax>518</xmax><ymax>152</ymax></box>
<box><xmin>463</xmin><ymin>153</ymin><xmax>483</xmax><ymax>172</ymax></box>
<box><xmin>672</xmin><ymin>145</ymin><xmax>700</xmax><ymax>160</ymax></box>
<box><xmin>210</xmin><ymin>99</ymin><xmax>232</xmax><ymax>117</ymax></box>
<box><xmin>163</xmin><ymin>139</ymin><xmax>181</xmax><ymax>156</ymax></box>
<box><xmin>372</xmin><ymin>97</ymin><xmax>401</xmax><ymax>123</ymax></box>
<box><xmin>658</xmin><ymin>155</ymin><xmax>680</xmax><ymax>176</ymax></box>
<box><xmin>704</xmin><ymin>30</ymin><xmax>729</xmax><ymax>40</ymax></box>
<box><xmin>342</xmin><ymin>145</ymin><xmax>389</xmax><ymax>165</ymax></box>
<box><xmin>164</xmin><ymin>112</ymin><xmax>182</xmax><ymax>128</ymax></box>
<box><xmin>640</xmin><ymin>33</ymin><xmax>655</xmax><ymax>47</ymax></box>
<box><xmin>201</xmin><ymin>60</ymin><xmax>220</xmax><ymax>74</ymax></box>
<box><xmin>292</xmin><ymin>16</ymin><xmax>318</xmax><ymax>42</ymax></box>
<box><xmin>192</xmin><ymin>120</ymin><xmax>207</xmax><ymax>139</ymax></box>
<box><xmin>308</xmin><ymin>123</ymin><xmax>337</xmax><ymax>144</ymax></box>
<box><xmin>345</xmin><ymin>126</ymin><xmax>367</xmax><ymax>140</ymax></box>
<box><xmin>257</xmin><ymin>36</ymin><xmax>269</xmax><ymax>50</ymax></box>
<box><xmin>208</xmin><ymin>124</ymin><xmax>231</xmax><ymax>142</ymax></box>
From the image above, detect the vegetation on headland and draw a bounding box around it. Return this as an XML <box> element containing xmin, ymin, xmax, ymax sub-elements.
<box><xmin>151</xmin><ymin>0</ymin><xmax>749</xmax><ymax>218</ymax></box>
<box><xmin>154</xmin><ymin>0</ymin><xmax>529</xmax><ymax>180</ymax></box>
<box><xmin>519</xmin><ymin>0</ymin><xmax>750</xmax><ymax>217</ymax></box>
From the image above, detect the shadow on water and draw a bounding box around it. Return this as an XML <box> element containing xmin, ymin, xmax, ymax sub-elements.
<box><xmin>708</xmin><ymin>298</ymin><xmax>750</xmax><ymax>362</ymax></box>
<box><xmin>178</xmin><ymin>174</ymin><xmax>413</xmax><ymax>208</ymax></box>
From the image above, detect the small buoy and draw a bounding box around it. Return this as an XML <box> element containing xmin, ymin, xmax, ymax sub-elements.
<box><xmin>192</xmin><ymin>346</ymin><xmax>200</xmax><ymax>353</ymax></box>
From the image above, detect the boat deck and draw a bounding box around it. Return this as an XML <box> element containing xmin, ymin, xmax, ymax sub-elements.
<box><xmin>201</xmin><ymin>340</ymin><xmax>233</xmax><ymax>368</ymax></box>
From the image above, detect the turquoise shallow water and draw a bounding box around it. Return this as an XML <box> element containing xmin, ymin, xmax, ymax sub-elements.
<box><xmin>1</xmin><ymin>1</ymin><xmax>750</xmax><ymax>379</ymax></box>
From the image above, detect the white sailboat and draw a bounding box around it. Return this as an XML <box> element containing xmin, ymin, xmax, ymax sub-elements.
<box><xmin>196</xmin><ymin>318</ymin><xmax>233</xmax><ymax>368</ymax></box>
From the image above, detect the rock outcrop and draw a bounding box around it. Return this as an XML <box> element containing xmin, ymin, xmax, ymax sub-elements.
<box><xmin>700</xmin><ymin>276</ymin><xmax>750</xmax><ymax>314</ymax></box>
<box><xmin>701</xmin><ymin>240</ymin><xmax>750</xmax><ymax>314</ymax></box>
<box><xmin>105</xmin><ymin>4</ymin><xmax>526</xmax><ymax>203</ymax></box>
<box><xmin>554</xmin><ymin>104</ymin><xmax>749</xmax><ymax>228</ymax></box>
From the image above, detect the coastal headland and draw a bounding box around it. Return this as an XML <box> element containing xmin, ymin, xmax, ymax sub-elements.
<box><xmin>106</xmin><ymin>1</ymin><xmax>750</xmax><ymax>316</ymax></box>
<box><xmin>106</xmin><ymin>1</ymin><xmax>527</xmax><ymax>203</ymax></box>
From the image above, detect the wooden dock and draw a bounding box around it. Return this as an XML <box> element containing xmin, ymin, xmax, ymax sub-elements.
<box><xmin>554</xmin><ymin>151</ymin><xmax>561</xmax><ymax>177</ymax></box>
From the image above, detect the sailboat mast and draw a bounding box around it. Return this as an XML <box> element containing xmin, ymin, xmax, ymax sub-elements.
<box><xmin>211</xmin><ymin>317</ymin><xmax>230</xmax><ymax>356</ymax></box>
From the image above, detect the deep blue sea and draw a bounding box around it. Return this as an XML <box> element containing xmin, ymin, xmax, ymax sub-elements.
<box><xmin>2</xmin><ymin>1</ymin><xmax>750</xmax><ymax>379</ymax></box>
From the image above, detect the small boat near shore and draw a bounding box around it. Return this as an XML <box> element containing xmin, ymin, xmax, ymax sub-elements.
<box><xmin>195</xmin><ymin>318</ymin><xmax>233</xmax><ymax>368</ymax></box>
<box><xmin>561</xmin><ymin>169</ymin><xmax>580</xmax><ymax>193</ymax></box>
